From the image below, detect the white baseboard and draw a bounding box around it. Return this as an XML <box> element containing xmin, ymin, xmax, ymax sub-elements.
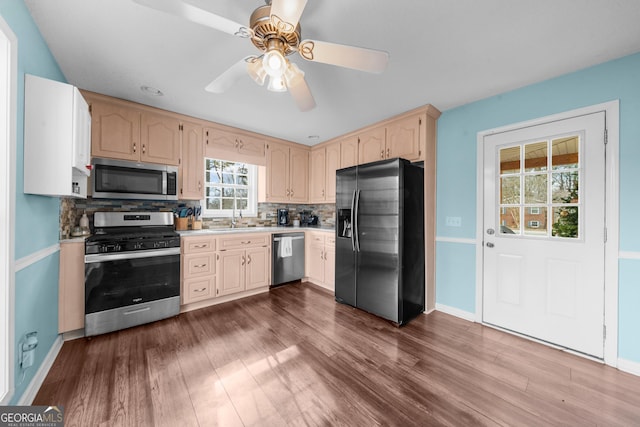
<box><xmin>617</xmin><ymin>358</ymin><xmax>640</xmax><ymax>377</ymax></box>
<box><xmin>435</xmin><ymin>303</ymin><xmax>476</xmax><ymax>322</ymax></box>
<box><xmin>17</xmin><ymin>335</ymin><xmax>62</xmax><ymax>405</ymax></box>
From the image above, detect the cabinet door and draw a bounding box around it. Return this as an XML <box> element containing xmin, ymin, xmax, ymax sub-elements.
<box><xmin>217</xmin><ymin>250</ymin><xmax>246</xmax><ymax>296</ymax></box>
<box><xmin>289</xmin><ymin>146</ymin><xmax>309</xmax><ymax>202</ymax></box>
<box><xmin>305</xmin><ymin>233</ymin><xmax>325</xmax><ymax>284</ymax></box>
<box><xmin>358</xmin><ymin>127</ymin><xmax>386</xmax><ymax>165</ymax></box>
<box><xmin>180</xmin><ymin>121</ymin><xmax>204</xmax><ymax>200</ymax></box>
<box><xmin>236</xmin><ymin>132</ymin><xmax>266</xmax><ymax>162</ymax></box>
<box><xmin>90</xmin><ymin>100</ymin><xmax>140</xmax><ymax>161</ymax></box>
<box><xmin>324</xmin><ymin>240</ymin><xmax>336</xmax><ymax>290</ymax></box>
<box><xmin>140</xmin><ymin>111</ymin><xmax>181</xmax><ymax>165</ymax></box>
<box><xmin>265</xmin><ymin>142</ymin><xmax>290</xmax><ymax>202</ymax></box>
<box><xmin>245</xmin><ymin>246</ymin><xmax>269</xmax><ymax>290</ymax></box>
<box><xmin>325</xmin><ymin>142</ymin><xmax>341</xmax><ymax>203</ymax></box>
<box><xmin>340</xmin><ymin>136</ymin><xmax>359</xmax><ymax>168</ymax></box>
<box><xmin>59</xmin><ymin>242</ymin><xmax>85</xmax><ymax>333</ymax></box>
<box><xmin>309</xmin><ymin>148</ymin><xmax>326</xmax><ymax>203</ymax></box>
<box><xmin>387</xmin><ymin>113</ymin><xmax>423</xmax><ymax>162</ymax></box>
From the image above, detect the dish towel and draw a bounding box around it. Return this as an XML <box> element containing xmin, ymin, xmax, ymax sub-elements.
<box><xmin>280</xmin><ymin>236</ymin><xmax>293</xmax><ymax>258</ymax></box>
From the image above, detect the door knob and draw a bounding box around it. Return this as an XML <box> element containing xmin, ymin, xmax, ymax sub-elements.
<box><xmin>486</xmin><ymin>242</ymin><xmax>494</xmax><ymax>248</ymax></box>
<box><xmin>486</xmin><ymin>228</ymin><xmax>495</xmax><ymax>235</ymax></box>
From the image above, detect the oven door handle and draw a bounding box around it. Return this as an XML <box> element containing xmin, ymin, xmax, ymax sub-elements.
<box><xmin>84</xmin><ymin>247</ymin><xmax>180</xmax><ymax>264</ymax></box>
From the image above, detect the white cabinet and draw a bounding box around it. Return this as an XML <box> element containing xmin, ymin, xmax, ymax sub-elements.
<box><xmin>24</xmin><ymin>74</ymin><xmax>91</xmax><ymax>197</ymax></box>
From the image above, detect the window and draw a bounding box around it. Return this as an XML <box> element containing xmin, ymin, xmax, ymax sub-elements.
<box><xmin>528</xmin><ymin>220</ymin><xmax>540</xmax><ymax>228</ymax></box>
<box><xmin>529</xmin><ymin>207</ymin><xmax>540</xmax><ymax>214</ymax></box>
<box><xmin>203</xmin><ymin>158</ymin><xmax>257</xmax><ymax>217</ymax></box>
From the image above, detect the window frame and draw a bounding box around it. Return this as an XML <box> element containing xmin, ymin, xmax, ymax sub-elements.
<box><xmin>201</xmin><ymin>158</ymin><xmax>258</xmax><ymax>218</ymax></box>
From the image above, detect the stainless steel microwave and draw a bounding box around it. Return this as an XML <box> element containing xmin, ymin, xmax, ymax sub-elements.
<box><xmin>91</xmin><ymin>158</ymin><xmax>178</xmax><ymax>200</ymax></box>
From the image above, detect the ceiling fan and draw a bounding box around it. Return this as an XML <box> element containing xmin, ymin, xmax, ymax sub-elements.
<box><xmin>132</xmin><ymin>0</ymin><xmax>390</xmax><ymax>111</ymax></box>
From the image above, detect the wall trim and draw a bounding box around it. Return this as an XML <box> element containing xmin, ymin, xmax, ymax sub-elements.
<box><xmin>475</xmin><ymin>100</ymin><xmax>620</xmax><ymax>366</ymax></box>
<box><xmin>435</xmin><ymin>303</ymin><xmax>476</xmax><ymax>322</ymax></box>
<box><xmin>435</xmin><ymin>236</ymin><xmax>476</xmax><ymax>245</ymax></box>
<box><xmin>14</xmin><ymin>244</ymin><xmax>60</xmax><ymax>273</ymax></box>
<box><xmin>619</xmin><ymin>251</ymin><xmax>640</xmax><ymax>260</ymax></box>
<box><xmin>16</xmin><ymin>335</ymin><xmax>62</xmax><ymax>405</ymax></box>
<box><xmin>617</xmin><ymin>358</ymin><xmax>640</xmax><ymax>377</ymax></box>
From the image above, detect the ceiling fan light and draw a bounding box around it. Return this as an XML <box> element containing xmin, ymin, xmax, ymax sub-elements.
<box><xmin>263</xmin><ymin>49</ymin><xmax>286</xmax><ymax>77</ymax></box>
<box><xmin>247</xmin><ymin>59</ymin><xmax>266</xmax><ymax>86</ymax></box>
<box><xmin>267</xmin><ymin>75</ymin><xmax>287</xmax><ymax>92</ymax></box>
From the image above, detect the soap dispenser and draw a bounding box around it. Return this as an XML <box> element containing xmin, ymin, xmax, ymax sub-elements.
<box><xmin>79</xmin><ymin>212</ymin><xmax>90</xmax><ymax>236</ymax></box>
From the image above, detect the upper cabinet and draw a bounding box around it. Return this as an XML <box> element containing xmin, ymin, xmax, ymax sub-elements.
<box><xmin>310</xmin><ymin>141</ymin><xmax>340</xmax><ymax>203</ymax></box>
<box><xmin>84</xmin><ymin>92</ymin><xmax>180</xmax><ymax>166</ymax></box>
<box><xmin>180</xmin><ymin>120</ymin><xmax>204</xmax><ymax>200</ymax></box>
<box><xmin>24</xmin><ymin>74</ymin><xmax>91</xmax><ymax>198</ymax></box>
<box><xmin>265</xmin><ymin>141</ymin><xmax>309</xmax><ymax>203</ymax></box>
<box><xmin>340</xmin><ymin>135</ymin><xmax>359</xmax><ymax>168</ymax></box>
<box><xmin>386</xmin><ymin>112</ymin><xmax>426</xmax><ymax>162</ymax></box>
<box><xmin>358</xmin><ymin>126</ymin><xmax>387</xmax><ymax>164</ymax></box>
<box><xmin>205</xmin><ymin>125</ymin><xmax>266</xmax><ymax>165</ymax></box>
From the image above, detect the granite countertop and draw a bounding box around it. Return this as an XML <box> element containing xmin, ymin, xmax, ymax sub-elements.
<box><xmin>177</xmin><ymin>225</ymin><xmax>334</xmax><ymax>236</ymax></box>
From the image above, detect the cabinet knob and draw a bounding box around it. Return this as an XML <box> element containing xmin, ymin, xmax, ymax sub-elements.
<box><xmin>247</xmin><ymin>255</ymin><xmax>252</xmax><ymax>264</ymax></box>
<box><xmin>142</xmin><ymin>144</ymin><xmax>146</xmax><ymax>154</ymax></box>
<box><xmin>386</xmin><ymin>148</ymin><xmax>390</xmax><ymax>157</ymax></box>
<box><xmin>241</xmin><ymin>255</ymin><xmax>246</xmax><ymax>265</ymax></box>
<box><xmin>380</xmin><ymin>150</ymin><xmax>384</xmax><ymax>159</ymax></box>
<box><xmin>133</xmin><ymin>143</ymin><xmax>137</xmax><ymax>153</ymax></box>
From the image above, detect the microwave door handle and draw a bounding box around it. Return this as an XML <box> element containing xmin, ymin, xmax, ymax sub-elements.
<box><xmin>162</xmin><ymin>170</ymin><xmax>168</xmax><ymax>196</ymax></box>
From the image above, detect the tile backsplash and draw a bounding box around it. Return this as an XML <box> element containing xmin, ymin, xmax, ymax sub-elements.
<box><xmin>60</xmin><ymin>198</ymin><xmax>335</xmax><ymax>238</ymax></box>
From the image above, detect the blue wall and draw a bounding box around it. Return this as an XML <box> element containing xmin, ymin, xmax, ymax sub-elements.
<box><xmin>436</xmin><ymin>52</ymin><xmax>640</xmax><ymax>362</ymax></box>
<box><xmin>0</xmin><ymin>0</ymin><xmax>66</xmax><ymax>404</ymax></box>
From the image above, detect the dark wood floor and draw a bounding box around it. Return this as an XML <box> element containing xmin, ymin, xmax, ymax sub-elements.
<box><xmin>35</xmin><ymin>282</ymin><xmax>640</xmax><ymax>426</ymax></box>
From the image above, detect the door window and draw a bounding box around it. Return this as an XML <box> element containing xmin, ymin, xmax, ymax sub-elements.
<box><xmin>498</xmin><ymin>135</ymin><xmax>581</xmax><ymax>239</ymax></box>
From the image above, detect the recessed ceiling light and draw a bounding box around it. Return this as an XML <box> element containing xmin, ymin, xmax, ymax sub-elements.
<box><xmin>308</xmin><ymin>135</ymin><xmax>319</xmax><ymax>140</ymax></box>
<box><xmin>140</xmin><ymin>85</ymin><xmax>164</xmax><ymax>96</ymax></box>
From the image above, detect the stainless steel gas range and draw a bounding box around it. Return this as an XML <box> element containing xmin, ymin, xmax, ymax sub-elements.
<box><xmin>84</xmin><ymin>212</ymin><xmax>181</xmax><ymax>337</ymax></box>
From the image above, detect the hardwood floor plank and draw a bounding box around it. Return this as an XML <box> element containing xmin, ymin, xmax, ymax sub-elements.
<box><xmin>33</xmin><ymin>282</ymin><xmax>640</xmax><ymax>426</ymax></box>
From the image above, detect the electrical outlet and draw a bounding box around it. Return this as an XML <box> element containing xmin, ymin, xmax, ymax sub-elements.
<box><xmin>261</xmin><ymin>212</ymin><xmax>267</xmax><ymax>220</ymax></box>
<box><xmin>445</xmin><ymin>216</ymin><xmax>462</xmax><ymax>227</ymax></box>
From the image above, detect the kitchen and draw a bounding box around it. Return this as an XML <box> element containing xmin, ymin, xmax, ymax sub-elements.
<box><xmin>3</xmin><ymin>0</ymin><xmax>640</xmax><ymax>424</ymax></box>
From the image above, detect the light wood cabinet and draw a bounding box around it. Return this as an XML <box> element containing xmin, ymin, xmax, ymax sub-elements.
<box><xmin>340</xmin><ymin>136</ymin><xmax>359</xmax><ymax>168</ymax></box>
<box><xmin>358</xmin><ymin>127</ymin><xmax>387</xmax><ymax>164</ymax></box>
<box><xmin>310</xmin><ymin>141</ymin><xmax>340</xmax><ymax>203</ymax></box>
<box><xmin>180</xmin><ymin>120</ymin><xmax>204</xmax><ymax>200</ymax></box>
<box><xmin>217</xmin><ymin>233</ymin><xmax>270</xmax><ymax>296</ymax></box>
<box><xmin>204</xmin><ymin>126</ymin><xmax>266</xmax><ymax>165</ymax></box>
<box><xmin>140</xmin><ymin>110</ymin><xmax>181</xmax><ymax>165</ymax></box>
<box><xmin>265</xmin><ymin>141</ymin><xmax>309</xmax><ymax>203</ymax></box>
<box><xmin>85</xmin><ymin>93</ymin><xmax>180</xmax><ymax>165</ymax></box>
<box><xmin>305</xmin><ymin>232</ymin><xmax>335</xmax><ymax>291</ymax></box>
<box><xmin>59</xmin><ymin>241</ymin><xmax>85</xmax><ymax>333</ymax></box>
<box><xmin>181</xmin><ymin>235</ymin><xmax>216</xmax><ymax>305</ymax></box>
<box><xmin>386</xmin><ymin>112</ymin><xmax>426</xmax><ymax>162</ymax></box>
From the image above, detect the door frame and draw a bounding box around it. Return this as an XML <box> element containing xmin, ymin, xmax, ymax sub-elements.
<box><xmin>0</xmin><ymin>15</ymin><xmax>17</xmax><ymax>404</ymax></box>
<box><xmin>475</xmin><ymin>101</ymin><xmax>619</xmax><ymax>367</ymax></box>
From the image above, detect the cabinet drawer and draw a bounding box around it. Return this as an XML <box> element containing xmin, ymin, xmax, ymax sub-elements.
<box><xmin>307</xmin><ymin>232</ymin><xmax>325</xmax><ymax>245</ymax></box>
<box><xmin>183</xmin><ymin>253</ymin><xmax>215</xmax><ymax>277</ymax></box>
<box><xmin>183</xmin><ymin>276</ymin><xmax>214</xmax><ymax>304</ymax></box>
<box><xmin>325</xmin><ymin>235</ymin><xmax>335</xmax><ymax>246</ymax></box>
<box><xmin>182</xmin><ymin>236</ymin><xmax>216</xmax><ymax>254</ymax></box>
<box><xmin>218</xmin><ymin>233</ymin><xmax>269</xmax><ymax>250</ymax></box>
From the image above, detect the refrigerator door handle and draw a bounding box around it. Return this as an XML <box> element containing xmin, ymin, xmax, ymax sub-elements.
<box><xmin>350</xmin><ymin>189</ymin><xmax>356</xmax><ymax>252</ymax></box>
<box><xmin>354</xmin><ymin>189</ymin><xmax>361</xmax><ymax>252</ymax></box>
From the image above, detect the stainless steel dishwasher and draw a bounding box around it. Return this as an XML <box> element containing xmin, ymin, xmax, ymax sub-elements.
<box><xmin>272</xmin><ymin>232</ymin><xmax>305</xmax><ymax>286</ymax></box>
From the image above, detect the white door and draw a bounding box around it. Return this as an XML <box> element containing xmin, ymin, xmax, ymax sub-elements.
<box><xmin>483</xmin><ymin>112</ymin><xmax>606</xmax><ymax>358</ymax></box>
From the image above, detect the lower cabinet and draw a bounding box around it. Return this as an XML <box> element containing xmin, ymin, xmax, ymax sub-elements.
<box><xmin>305</xmin><ymin>232</ymin><xmax>335</xmax><ymax>291</ymax></box>
<box><xmin>182</xmin><ymin>233</ymin><xmax>271</xmax><ymax>306</ymax></box>
<box><xmin>217</xmin><ymin>234</ymin><xmax>270</xmax><ymax>296</ymax></box>
<box><xmin>59</xmin><ymin>240</ymin><xmax>85</xmax><ymax>333</ymax></box>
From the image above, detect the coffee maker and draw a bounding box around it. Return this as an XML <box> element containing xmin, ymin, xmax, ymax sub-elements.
<box><xmin>277</xmin><ymin>209</ymin><xmax>289</xmax><ymax>226</ymax></box>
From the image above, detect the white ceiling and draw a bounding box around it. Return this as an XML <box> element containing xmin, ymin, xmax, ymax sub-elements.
<box><xmin>24</xmin><ymin>0</ymin><xmax>640</xmax><ymax>145</ymax></box>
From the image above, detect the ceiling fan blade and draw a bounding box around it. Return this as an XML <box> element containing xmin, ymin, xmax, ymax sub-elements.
<box><xmin>205</xmin><ymin>57</ymin><xmax>252</xmax><ymax>93</ymax></box>
<box><xmin>298</xmin><ymin>39</ymin><xmax>389</xmax><ymax>73</ymax></box>
<box><xmin>270</xmin><ymin>0</ymin><xmax>307</xmax><ymax>33</ymax></box>
<box><xmin>133</xmin><ymin>0</ymin><xmax>253</xmax><ymax>38</ymax></box>
<box><xmin>288</xmin><ymin>72</ymin><xmax>316</xmax><ymax>112</ymax></box>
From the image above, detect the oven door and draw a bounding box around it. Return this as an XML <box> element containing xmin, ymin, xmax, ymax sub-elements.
<box><xmin>85</xmin><ymin>248</ymin><xmax>180</xmax><ymax>314</ymax></box>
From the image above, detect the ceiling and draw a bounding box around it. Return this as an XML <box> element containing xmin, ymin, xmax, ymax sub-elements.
<box><xmin>24</xmin><ymin>0</ymin><xmax>640</xmax><ymax>145</ymax></box>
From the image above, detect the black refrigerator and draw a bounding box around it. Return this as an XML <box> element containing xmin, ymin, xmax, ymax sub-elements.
<box><xmin>335</xmin><ymin>157</ymin><xmax>425</xmax><ymax>325</ymax></box>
